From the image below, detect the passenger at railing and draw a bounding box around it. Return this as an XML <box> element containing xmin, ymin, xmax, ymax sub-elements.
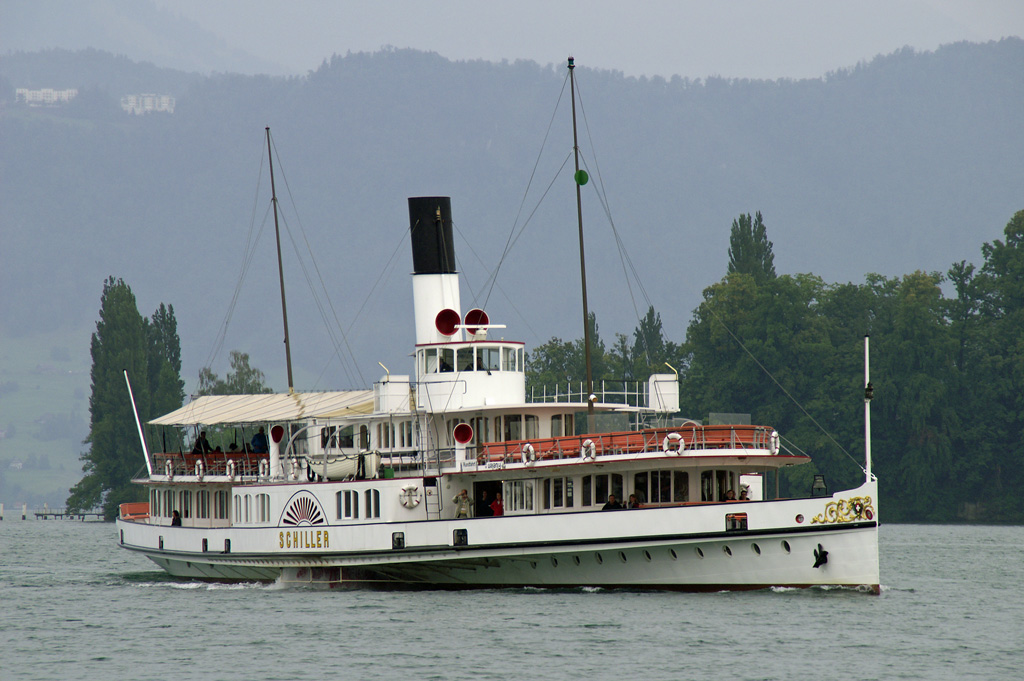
<box><xmin>477</xmin><ymin>490</ymin><xmax>493</xmax><ymax>517</ymax></box>
<box><xmin>724</xmin><ymin>489</ymin><xmax>738</xmax><ymax>502</ymax></box>
<box><xmin>228</xmin><ymin>442</ymin><xmax>239</xmax><ymax>453</ymax></box>
<box><xmin>251</xmin><ymin>427</ymin><xmax>269</xmax><ymax>454</ymax></box>
<box><xmin>192</xmin><ymin>431</ymin><xmax>212</xmax><ymax>455</ymax></box>
<box><xmin>627</xmin><ymin>494</ymin><xmax>642</xmax><ymax>509</ymax></box>
<box><xmin>602</xmin><ymin>494</ymin><xmax>624</xmax><ymax>510</ymax></box>
<box><xmin>171</xmin><ymin>510</ymin><xmax>182</xmax><ymax>526</ymax></box>
<box><xmin>453</xmin><ymin>489</ymin><xmax>473</xmax><ymax>518</ymax></box>
<box><xmin>490</xmin><ymin>492</ymin><xmax>504</xmax><ymax>517</ymax></box>
<box><xmin>739</xmin><ymin>489</ymin><xmax>751</xmax><ymax>501</ymax></box>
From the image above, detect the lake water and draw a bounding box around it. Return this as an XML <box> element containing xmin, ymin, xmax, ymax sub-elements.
<box><xmin>1</xmin><ymin>521</ymin><xmax>1021</xmax><ymax>681</ymax></box>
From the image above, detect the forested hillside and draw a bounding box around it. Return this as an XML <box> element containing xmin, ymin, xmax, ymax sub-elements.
<box><xmin>1</xmin><ymin>42</ymin><xmax>1022</xmax><ymax>515</ymax></box>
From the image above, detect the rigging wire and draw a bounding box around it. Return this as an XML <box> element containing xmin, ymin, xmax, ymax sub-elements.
<box><xmin>267</xmin><ymin>134</ymin><xmax>366</xmax><ymax>388</ymax></box>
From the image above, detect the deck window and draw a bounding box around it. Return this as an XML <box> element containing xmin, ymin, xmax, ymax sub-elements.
<box><xmin>234</xmin><ymin>494</ymin><xmax>241</xmax><ymax>521</ymax></box>
<box><xmin>214</xmin><ymin>490</ymin><xmax>230</xmax><ymax>519</ymax></box>
<box><xmin>256</xmin><ymin>493</ymin><xmax>271</xmax><ymax>522</ymax></box>
<box><xmin>506</xmin><ymin>480</ymin><xmax>535</xmax><ymax>512</ymax></box>
<box><xmin>593</xmin><ymin>473</ymin><xmax>624</xmax><ymax>506</ymax></box>
<box><xmin>163</xmin><ymin>490</ymin><xmax>173</xmax><ymax>517</ymax></box>
<box><xmin>581</xmin><ymin>475</ymin><xmax>592</xmax><ymax>506</ymax></box>
<box><xmin>321</xmin><ymin>426</ymin><xmax>338</xmax><ymax>449</ymax></box>
<box><xmin>674</xmin><ymin>472</ymin><xmax>689</xmax><ymax>502</ymax></box>
<box><xmin>244</xmin><ymin>494</ymin><xmax>252</xmax><ymax>523</ymax></box>
<box><xmin>524</xmin><ymin>415</ymin><xmax>539</xmax><ymax>440</ymax></box>
<box><xmin>150</xmin><ymin>490</ymin><xmax>159</xmax><ymax>516</ymax></box>
<box><xmin>365</xmin><ymin>489</ymin><xmax>381</xmax><ymax>518</ymax></box>
<box><xmin>178</xmin><ymin>490</ymin><xmax>192</xmax><ymax>518</ymax></box>
<box><xmin>196</xmin><ymin>490</ymin><xmax>210</xmax><ymax>519</ymax></box>
<box><xmin>338</xmin><ymin>490</ymin><xmax>359</xmax><ymax>520</ymax></box>
<box><xmin>504</xmin><ymin>415</ymin><xmax>522</xmax><ymax>441</ymax></box>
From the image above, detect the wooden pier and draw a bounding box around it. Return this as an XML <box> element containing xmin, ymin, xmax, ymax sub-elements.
<box><xmin>0</xmin><ymin>503</ymin><xmax>105</xmax><ymax>521</ymax></box>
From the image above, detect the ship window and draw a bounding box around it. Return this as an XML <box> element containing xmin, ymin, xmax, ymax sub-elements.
<box><xmin>439</xmin><ymin>348</ymin><xmax>455</xmax><ymax>372</ymax></box>
<box><xmin>163</xmin><ymin>490</ymin><xmax>173</xmax><ymax>517</ymax></box>
<box><xmin>517</xmin><ymin>348</ymin><xmax>524</xmax><ymax>373</ymax></box>
<box><xmin>506</xmin><ymin>480</ymin><xmax>535</xmax><ymax>512</ymax></box>
<box><xmin>524</xmin><ymin>415</ymin><xmax>539</xmax><ymax>440</ymax></box>
<box><xmin>504</xmin><ymin>415</ymin><xmax>522</xmax><ymax>441</ymax></box>
<box><xmin>544</xmin><ymin>477</ymin><xmax>574</xmax><ymax>510</ymax></box>
<box><xmin>458</xmin><ymin>347</ymin><xmax>474</xmax><ymax>371</ymax></box>
<box><xmin>368</xmin><ymin>489</ymin><xmax>385</xmax><ymax>516</ymax></box>
<box><xmin>150</xmin><ymin>490</ymin><xmax>158</xmax><ymax>515</ymax></box>
<box><xmin>701</xmin><ymin>471</ymin><xmax>714</xmax><ymax>501</ymax></box>
<box><xmin>422</xmin><ymin>348</ymin><xmax>438</xmax><ymax>374</ymax></box>
<box><xmin>244</xmin><ymin>494</ymin><xmax>252</xmax><ymax>523</ymax></box>
<box><xmin>196</xmin><ymin>490</ymin><xmax>210</xmax><ymax>519</ymax></box>
<box><xmin>321</xmin><ymin>426</ymin><xmax>338</xmax><ymax>449</ymax></box>
<box><xmin>470</xmin><ymin>417</ymin><xmax>489</xmax><ymax>444</ymax></box>
<box><xmin>674</xmin><ymin>472</ymin><xmax>689</xmax><ymax>502</ymax></box>
<box><xmin>337</xmin><ymin>425</ymin><xmax>354</xmax><ymax>448</ymax></box>
<box><xmin>551</xmin><ymin>414</ymin><xmax>563</xmax><ymax>437</ymax></box>
<box><xmin>502</xmin><ymin>347</ymin><xmax>515</xmax><ymax>371</ymax></box>
<box><xmin>256</xmin><ymin>494</ymin><xmax>271</xmax><ymax>523</ymax></box>
<box><xmin>477</xmin><ymin>347</ymin><xmax>500</xmax><ymax>372</ymax></box>
<box><xmin>234</xmin><ymin>494</ymin><xmax>241</xmax><ymax>521</ymax></box>
<box><xmin>581</xmin><ymin>475</ymin><xmax>592</xmax><ymax>506</ymax></box>
<box><xmin>179</xmin><ymin>490</ymin><xmax>192</xmax><ymax>518</ymax></box>
<box><xmin>214</xmin><ymin>491</ymin><xmax>230</xmax><ymax>519</ymax></box>
<box><xmin>493</xmin><ymin>416</ymin><xmax>502</xmax><ymax>440</ymax></box>
<box><xmin>338</xmin><ymin>490</ymin><xmax>359</xmax><ymax>520</ymax></box>
<box><xmin>593</xmin><ymin>474</ymin><xmax>623</xmax><ymax>505</ymax></box>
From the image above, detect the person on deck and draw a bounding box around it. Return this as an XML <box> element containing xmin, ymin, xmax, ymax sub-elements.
<box><xmin>453</xmin><ymin>489</ymin><xmax>473</xmax><ymax>518</ymax></box>
<box><xmin>724</xmin><ymin>489</ymin><xmax>737</xmax><ymax>501</ymax></box>
<box><xmin>490</xmin><ymin>492</ymin><xmax>504</xmax><ymax>517</ymax></box>
<box><xmin>477</xmin><ymin>490</ymin><xmax>492</xmax><ymax>517</ymax></box>
<box><xmin>602</xmin><ymin>494</ymin><xmax>623</xmax><ymax>510</ymax></box>
<box><xmin>627</xmin><ymin>494</ymin><xmax>642</xmax><ymax>509</ymax></box>
<box><xmin>251</xmin><ymin>427</ymin><xmax>269</xmax><ymax>454</ymax></box>
<box><xmin>171</xmin><ymin>510</ymin><xmax>182</xmax><ymax>526</ymax></box>
<box><xmin>192</xmin><ymin>431</ymin><xmax>212</xmax><ymax>454</ymax></box>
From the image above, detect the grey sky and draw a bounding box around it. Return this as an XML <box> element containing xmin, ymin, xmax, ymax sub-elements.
<box><xmin>146</xmin><ymin>0</ymin><xmax>1024</xmax><ymax>79</ymax></box>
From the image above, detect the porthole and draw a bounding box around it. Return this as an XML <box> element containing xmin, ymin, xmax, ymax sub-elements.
<box><xmin>723</xmin><ymin>545</ymin><xmax>733</xmax><ymax>556</ymax></box>
<box><xmin>595</xmin><ymin>552</ymin><xmax>604</xmax><ymax>564</ymax></box>
<box><xmin>573</xmin><ymin>555</ymin><xmax>581</xmax><ymax>565</ymax></box>
<box><xmin>751</xmin><ymin>543</ymin><xmax>761</xmax><ymax>555</ymax></box>
<box><xmin>795</xmin><ymin>514</ymin><xmax>804</xmax><ymax>523</ymax></box>
<box><xmin>551</xmin><ymin>556</ymin><xmax>559</xmax><ymax>568</ymax></box>
<box><xmin>530</xmin><ymin>561</ymin><xmax>538</xmax><ymax>569</ymax></box>
<box><xmin>669</xmin><ymin>549</ymin><xmax>678</xmax><ymax>560</ymax></box>
<box><xmin>695</xmin><ymin>547</ymin><xmax>704</xmax><ymax>559</ymax></box>
<box><xmin>618</xmin><ymin>551</ymin><xmax>628</xmax><ymax>563</ymax></box>
<box><xmin>643</xmin><ymin>550</ymin><xmax>652</xmax><ymax>562</ymax></box>
<box><xmin>781</xmin><ymin>540</ymin><xmax>791</xmax><ymax>554</ymax></box>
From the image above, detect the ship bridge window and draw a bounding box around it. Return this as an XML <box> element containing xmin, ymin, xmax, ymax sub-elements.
<box><xmin>477</xmin><ymin>347</ymin><xmax>500</xmax><ymax>372</ymax></box>
<box><xmin>502</xmin><ymin>347</ymin><xmax>520</xmax><ymax>372</ymax></box>
<box><xmin>421</xmin><ymin>348</ymin><xmax>438</xmax><ymax>374</ymax></box>
<box><xmin>439</xmin><ymin>348</ymin><xmax>454</xmax><ymax>372</ymax></box>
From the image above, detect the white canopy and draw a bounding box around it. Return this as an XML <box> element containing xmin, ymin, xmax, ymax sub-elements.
<box><xmin>148</xmin><ymin>390</ymin><xmax>375</xmax><ymax>426</ymax></box>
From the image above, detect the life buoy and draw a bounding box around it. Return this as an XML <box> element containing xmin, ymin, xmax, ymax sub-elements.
<box><xmin>521</xmin><ymin>443</ymin><xmax>537</xmax><ymax>464</ymax></box>
<box><xmin>258</xmin><ymin>458</ymin><xmax>269</xmax><ymax>478</ymax></box>
<box><xmin>663</xmin><ymin>432</ymin><xmax>683</xmax><ymax>453</ymax></box>
<box><xmin>581</xmin><ymin>439</ymin><xmax>596</xmax><ymax>459</ymax></box>
<box><xmin>194</xmin><ymin>460</ymin><xmax>204</xmax><ymax>479</ymax></box>
<box><xmin>165</xmin><ymin>459</ymin><xmax>173</xmax><ymax>479</ymax></box>
<box><xmin>226</xmin><ymin>459</ymin><xmax>235</xmax><ymax>480</ymax></box>
<box><xmin>769</xmin><ymin>430</ymin><xmax>780</xmax><ymax>455</ymax></box>
<box><xmin>400</xmin><ymin>484</ymin><xmax>422</xmax><ymax>508</ymax></box>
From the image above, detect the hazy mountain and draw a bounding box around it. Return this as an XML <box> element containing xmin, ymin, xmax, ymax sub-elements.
<box><xmin>1</xmin><ymin>42</ymin><xmax>1023</xmax><ymax>505</ymax></box>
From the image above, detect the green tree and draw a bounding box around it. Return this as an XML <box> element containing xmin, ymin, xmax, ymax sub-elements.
<box><xmin>198</xmin><ymin>350</ymin><xmax>273</xmax><ymax>395</ymax></box>
<box><xmin>68</xmin><ymin>278</ymin><xmax>183</xmax><ymax>519</ymax></box>
<box><xmin>727</xmin><ymin>211</ymin><xmax>776</xmax><ymax>285</ymax></box>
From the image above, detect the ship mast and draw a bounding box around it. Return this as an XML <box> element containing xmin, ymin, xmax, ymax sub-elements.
<box><xmin>266</xmin><ymin>127</ymin><xmax>295</xmax><ymax>393</ymax></box>
<box><xmin>864</xmin><ymin>334</ymin><xmax>873</xmax><ymax>482</ymax></box>
<box><xmin>568</xmin><ymin>57</ymin><xmax>594</xmax><ymax>416</ymax></box>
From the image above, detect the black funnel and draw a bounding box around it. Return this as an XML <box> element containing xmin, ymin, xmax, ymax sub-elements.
<box><xmin>408</xmin><ymin>196</ymin><xmax>456</xmax><ymax>275</ymax></box>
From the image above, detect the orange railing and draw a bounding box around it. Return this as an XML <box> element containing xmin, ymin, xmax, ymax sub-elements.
<box><xmin>480</xmin><ymin>424</ymin><xmax>776</xmax><ymax>464</ymax></box>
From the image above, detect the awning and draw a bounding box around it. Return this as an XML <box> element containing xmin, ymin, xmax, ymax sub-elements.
<box><xmin>148</xmin><ymin>390</ymin><xmax>375</xmax><ymax>426</ymax></box>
